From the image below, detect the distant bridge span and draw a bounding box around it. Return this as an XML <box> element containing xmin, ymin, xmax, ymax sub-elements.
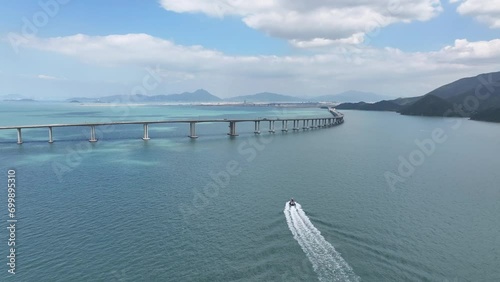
<box><xmin>0</xmin><ymin>116</ymin><xmax>344</xmax><ymax>144</ymax></box>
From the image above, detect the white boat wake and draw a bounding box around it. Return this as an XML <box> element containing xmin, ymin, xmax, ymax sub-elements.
<box><xmin>284</xmin><ymin>202</ymin><xmax>360</xmax><ymax>282</ymax></box>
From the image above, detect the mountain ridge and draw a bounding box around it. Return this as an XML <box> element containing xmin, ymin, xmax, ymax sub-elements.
<box><xmin>64</xmin><ymin>89</ymin><xmax>389</xmax><ymax>104</ymax></box>
<box><xmin>314</xmin><ymin>90</ymin><xmax>392</xmax><ymax>103</ymax></box>
<box><xmin>333</xmin><ymin>70</ymin><xmax>500</xmax><ymax>122</ymax></box>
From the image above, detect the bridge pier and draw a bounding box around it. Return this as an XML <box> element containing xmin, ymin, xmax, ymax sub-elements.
<box><xmin>254</xmin><ymin>121</ymin><xmax>260</xmax><ymax>134</ymax></box>
<box><xmin>228</xmin><ymin>121</ymin><xmax>238</xmax><ymax>136</ymax></box>
<box><xmin>89</xmin><ymin>126</ymin><xmax>97</xmax><ymax>142</ymax></box>
<box><xmin>142</xmin><ymin>124</ymin><xmax>150</xmax><ymax>140</ymax></box>
<box><xmin>16</xmin><ymin>128</ymin><xmax>22</xmax><ymax>144</ymax></box>
<box><xmin>189</xmin><ymin>122</ymin><xmax>198</xmax><ymax>139</ymax></box>
<box><xmin>281</xmin><ymin>120</ymin><xmax>288</xmax><ymax>132</ymax></box>
<box><xmin>48</xmin><ymin>126</ymin><xmax>53</xmax><ymax>143</ymax></box>
<box><xmin>268</xmin><ymin>121</ymin><xmax>275</xmax><ymax>133</ymax></box>
<box><xmin>2</xmin><ymin>114</ymin><xmax>344</xmax><ymax>144</ymax></box>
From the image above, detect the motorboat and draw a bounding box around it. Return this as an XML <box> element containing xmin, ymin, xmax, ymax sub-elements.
<box><xmin>289</xmin><ymin>199</ymin><xmax>296</xmax><ymax>207</ymax></box>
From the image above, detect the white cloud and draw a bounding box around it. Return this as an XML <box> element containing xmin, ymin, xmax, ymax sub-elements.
<box><xmin>452</xmin><ymin>0</ymin><xmax>500</xmax><ymax>28</ymax></box>
<box><xmin>160</xmin><ymin>0</ymin><xmax>443</xmax><ymax>47</ymax></box>
<box><xmin>37</xmin><ymin>74</ymin><xmax>64</xmax><ymax>80</ymax></box>
<box><xmin>435</xmin><ymin>38</ymin><xmax>500</xmax><ymax>62</ymax></box>
<box><xmin>11</xmin><ymin>33</ymin><xmax>500</xmax><ymax>98</ymax></box>
<box><xmin>290</xmin><ymin>33</ymin><xmax>365</xmax><ymax>48</ymax></box>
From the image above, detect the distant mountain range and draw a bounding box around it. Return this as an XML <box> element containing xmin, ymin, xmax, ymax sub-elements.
<box><xmin>224</xmin><ymin>92</ymin><xmax>302</xmax><ymax>102</ymax></box>
<box><xmin>313</xmin><ymin>90</ymin><xmax>392</xmax><ymax>103</ymax></box>
<box><xmin>0</xmin><ymin>94</ymin><xmax>36</xmax><ymax>101</ymax></box>
<box><xmin>68</xmin><ymin>89</ymin><xmax>221</xmax><ymax>103</ymax></box>
<box><xmin>5</xmin><ymin>71</ymin><xmax>500</xmax><ymax>123</ymax></box>
<box><xmin>335</xmin><ymin>70</ymin><xmax>500</xmax><ymax>122</ymax></box>
<box><xmin>336</xmin><ymin>100</ymin><xmax>402</xmax><ymax>111</ymax></box>
<box><xmin>65</xmin><ymin>89</ymin><xmax>391</xmax><ymax>104</ymax></box>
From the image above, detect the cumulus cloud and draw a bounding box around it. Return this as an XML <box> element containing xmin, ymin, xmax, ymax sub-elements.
<box><xmin>12</xmin><ymin>33</ymin><xmax>500</xmax><ymax>97</ymax></box>
<box><xmin>21</xmin><ymin>34</ymin><xmax>225</xmax><ymax>71</ymax></box>
<box><xmin>37</xmin><ymin>74</ymin><xmax>59</xmax><ymax>80</ymax></box>
<box><xmin>160</xmin><ymin>0</ymin><xmax>443</xmax><ymax>47</ymax></box>
<box><xmin>452</xmin><ymin>0</ymin><xmax>500</xmax><ymax>28</ymax></box>
<box><xmin>435</xmin><ymin>38</ymin><xmax>500</xmax><ymax>62</ymax></box>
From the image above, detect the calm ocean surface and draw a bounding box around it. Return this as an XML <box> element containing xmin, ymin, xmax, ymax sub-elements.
<box><xmin>0</xmin><ymin>102</ymin><xmax>499</xmax><ymax>281</ymax></box>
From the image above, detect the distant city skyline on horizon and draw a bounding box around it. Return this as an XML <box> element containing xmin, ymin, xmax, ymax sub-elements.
<box><xmin>1</xmin><ymin>0</ymin><xmax>499</xmax><ymax>99</ymax></box>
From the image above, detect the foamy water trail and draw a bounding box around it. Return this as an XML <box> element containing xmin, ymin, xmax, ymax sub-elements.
<box><xmin>284</xmin><ymin>202</ymin><xmax>360</xmax><ymax>282</ymax></box>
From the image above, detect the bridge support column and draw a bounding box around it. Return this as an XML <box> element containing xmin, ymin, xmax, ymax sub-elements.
<box><xmin>142</xmin><ymin>124</ymin><xmax>150</xmax><ymax>140</ymax></box>
<box><xmin>89</xmin><ymin>126</ymin><xmax>97</xmax><ymax>142</ymax></box>
<box><xmin>16</xmin><ymin>128</ymin><xmax>22</xmax><ymax>144</ymax></box>
<box><xmin>293</xmin><ymin>120</ymin><xmax>299</xmax><ymax>131</ymax></box>
<box><xmin>48</xmin><ymin>127</ymin><xmax>53</xmax><ymax>143</ymax></box>
<box><xmin>310</xmin><ymin>120</ymin><xmax>314</xmax><ymax>129</ymax></box>
<box><xmin>268</xmin><ymin>121</ymin><xmax>275</xmax><ymax>133</ymax></box>
<box><xmin>281</xmin><ymin>120</ymin><xmax>288</xmax><ymax>132</ymax></box>
<box><xmin>228</xmin><ymin>121</ymin><xmax>238</xmax><ymax>136</ymax></box>
<box><xmin>189</xmin><ymin>122</ymin><xmax>198</xmax><ymax>139</ymax></box>
<box><xmin>254</xmin><ymin>121</ymin><xmax>260</xmax><ymax>134</ymax></box>
<box><xmin>302</xmin><ymin>120</ymin><xmax>307</xmax><ymax>130</ymax></box>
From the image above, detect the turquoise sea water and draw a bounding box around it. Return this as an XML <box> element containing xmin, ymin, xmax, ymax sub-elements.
<box><xmin>0</xmin><ymin>102</ymin><xmax>499</xmax><ymax>281</ymax></box>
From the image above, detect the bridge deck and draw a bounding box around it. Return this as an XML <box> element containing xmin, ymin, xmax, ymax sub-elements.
<box><xmin>0</xmin><ymin>115</ymin><xmax>344</xmax><ymax>144</ymax></box>
<box><xmin>0</xmin><ymin>116</ymin><xmax>340</xmax><ymax>130</ymax></box>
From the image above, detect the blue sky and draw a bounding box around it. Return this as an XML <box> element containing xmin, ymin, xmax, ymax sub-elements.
<box><xmin>1</xmin><ymin>0</ymin><xmax>499</xmax><ymax>100</ymax></box>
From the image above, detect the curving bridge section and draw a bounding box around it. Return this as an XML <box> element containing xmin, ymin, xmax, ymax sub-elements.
<box><xmin>0</xmin><ymin>115</ymin><xmax>344</xmax><ymax>144</ymax></box>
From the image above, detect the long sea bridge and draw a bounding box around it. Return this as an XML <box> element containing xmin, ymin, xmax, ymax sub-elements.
<box><xmin>0</xmin><ymin>115</ymin><xmax>344</xmax><ymax>144</ymax></box>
